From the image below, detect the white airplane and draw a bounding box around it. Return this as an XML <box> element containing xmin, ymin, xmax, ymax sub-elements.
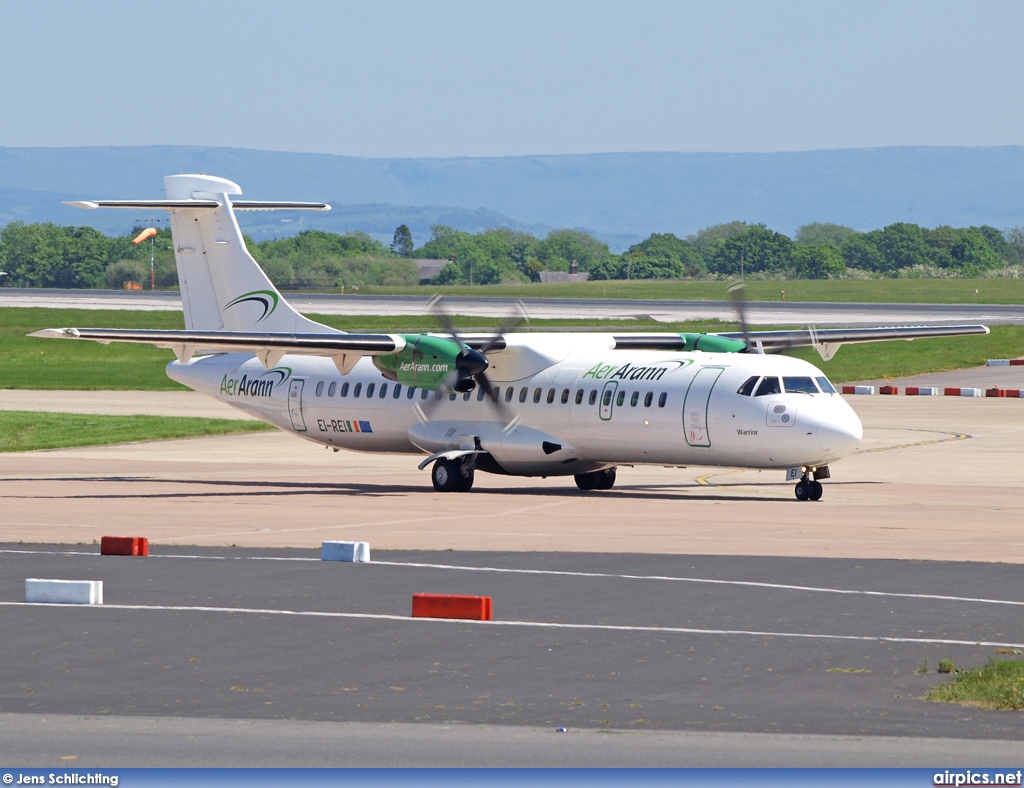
<box><xmin>34</xmin><ymin>174</ymin><xmax>990</xmax><ymax>501</ymax></box>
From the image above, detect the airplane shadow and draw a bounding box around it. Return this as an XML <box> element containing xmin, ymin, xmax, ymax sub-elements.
<box><xmin>0</xmin><ymin>475</ymin><xmax>875</xmax><ymax>503</ymax></box>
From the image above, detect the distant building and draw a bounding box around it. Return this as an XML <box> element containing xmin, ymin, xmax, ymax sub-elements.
<box><xmin>538</xmin><ymin>271</ymin><xmax>590</xmax><ymax>283</ymax></box>
<box><xmin>412</xmin><ymin>259</ymin><xmax>449</xmax><ymax>284</ymax></box>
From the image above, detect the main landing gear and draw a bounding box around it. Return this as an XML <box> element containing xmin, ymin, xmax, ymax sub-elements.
<box><xmin>794</xmin><ymin>472</ymin><xmax>823</xmax><ymax>502</ymax></box>
<box><xmin>574</xmin><ymin>467</ymin><xmax>617</xmax><ymax>491</ymax></box>
<box><xmin>431</xmin><ymin>456</ymin><xmax>475</xmax><ymax>492</ymax></box>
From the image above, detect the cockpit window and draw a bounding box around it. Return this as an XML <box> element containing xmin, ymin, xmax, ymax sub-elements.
<box><xmin>737</xmin><ymin>376</ymin><xmax>759</xmax><ymax>396</ymax></box>
<box><xmin>754</xmin><ymin>376</ymin><xmax>781</xmax><ymax>396</ymax></box>
<box><xmin>815</xmin><ymin>376</ymin><xmax>837</xmax><ymax>394</ymax></box>
<box><xmin>783</xmin><ymin>376</ymin><xmax>818</xmax><ymax>394</ymax></box>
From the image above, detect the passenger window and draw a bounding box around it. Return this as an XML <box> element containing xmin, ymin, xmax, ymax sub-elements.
<box><xmin>491</xmin><ymin>386</ymin><xmax>500</xmax><ymax>402</ymax></box>
<box><xmin>477</xmin><ymin>387</ymin><xmax>487</xmax><ymax>401</ymax></box>
<box><xmin>380</xmin><ymin>383</ymin><xmax>388</xmax><ymax>398</ymax></box>
<box><xmin>449</xmin><ymin>392</ymin><xmax>457</xmax><ymax>401</ymax></box>
<box><xmin>561</xmin><ymin>389</ymin><xmax>570</xmax><ymax>404</ymax></box>
<box><xmin>353</xmin><ymin>383</ymin><xmax>362</xmax><ymax>398</ymax></box>
<box><xmin>519</xmin><ymin>387</ymin><xmax>528</xmax><ymax>403</ymax></box>
<box><xmin>616</xmin><ymin>391</ymin><xmax>625</xmax><ymax>407</ymax></box>
<box><xmin>644</xmin><ymin>392</ymin><xmax>653</xmax><ymax>407</ymax></box>
<box><xmin>533</xmin><ymin>387</ymin><xmax>542</xmax><ymax>403</ymax></box>
<box><xmin>784</xmin><ymin>376</ymin><xmax>817</xmax><ymax>394</ymax></box>
<box><xmin>463</xmin><ymin>391</ymin><xmax>471</xmax><ymax>401</ymax></box>
<box><xmin>315</xmin><ymin>381</ymin><xmax>324</xmax><ymax>397</ymax></box>
<box><xmin>366</xmin><ymin>383</ymin><xmax>375</xmax><ymax>398</ymax></box>
<box><xmin>575</xmin><ymin>389</ymin><xmax>584</xmax><ymax>405</ymax></box>
<box><xmin>505</xmin><ymin>387</ymin><xmax>515</xmax><ymax>403</ymax></box>
<box><xmin>658</xmin><ymin>392</ymin><xmax>667</xmax><ymax>407</ymax></box>
<box><xmin>420</xmin><ymin>388</ymin><xmax>429</xmax><ymax>400</ymax></box>
<box><xmin>407</xmin><ymin>386</ymin><xmax>415</xmax><ymax>399</ymax></box>
<box><xmin>394</xmin><ymin>384</ymin><xmax>402</xmax><ymax>399</ymax></box>
<box><xmin>328</xmin><ymin>382</ymin><xmax>337</xmax><ymax>397</ymax></box>
<box><xmin>737</xmin><ymin>376</ymin><xmax>758</xmax><ymax>396</ymax></box>
<box><xmin>754</xmin><ymin>377</ymin><xmax>781</xmax><ymax>396</ymax></box>
<box><xmin>547</xmin><ymin>388</ymin><xmax>556</xmax><ymax>404</ymax></box>
<box><xmin>603</xmin><ymin>390</ymin><xmax>612</xmax><ymax>406</ymax></box>
<box><xmin>630</xmin><ymin>392</ymin><xmax>639</xmax><ymax>407</ymax></box>
<box><xmin>589</xmin><ymin>390</ymin><xmax>598</xmax><ymax>406</ymax></box>
<box><xmin>435</xmin><ymin>390</ymin><xmax>443</xmax><ymax>400</ymax></box>
<box><xmin>815</xmin><ymin>376</ymin><xmax>837</xmax><ymax>394</ymax></box>
<box><xmin>340</xmin><ymin>382</ymin><xmax>349</xmax><ymax>397</ymax></box>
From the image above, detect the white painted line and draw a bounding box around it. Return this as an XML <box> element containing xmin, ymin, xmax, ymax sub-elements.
<box><xmin>4</xmin><ymin>549</ymin><xmax>1024</xmax><ymax>609</ymax></box>
<box><xmin>2</xmin><ymin>600</ymin><xmax>1022</xmax><ymax>649</ymax></box>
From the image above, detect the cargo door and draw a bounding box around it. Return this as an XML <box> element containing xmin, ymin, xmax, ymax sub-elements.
<box><xmin>288</xmin><ymin>378</ymin><xmax>307</xmax><ymax>432</ymax></box>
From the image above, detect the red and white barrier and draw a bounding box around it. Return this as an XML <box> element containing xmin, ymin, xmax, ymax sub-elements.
<box><xmin>944</xmin><ymin>387</ymin><xmax>982</xmax><ymax>397</ymax></box>
<box><xmin>987</xmin><ymin>359</ymin><xmax>1024</xmax><ymax>366</ymax></box>
<box><xmin>905</xmin><ymin>387</ymin><xmax>940</xmax><ymax>396</ymax></box>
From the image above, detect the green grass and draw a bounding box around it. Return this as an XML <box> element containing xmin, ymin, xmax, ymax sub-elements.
<box><xmin>924</xmin><ymin>657</ymin><xmax>1024</xmax><ymax>710</ymax></box>
<box><xmin>0</xmin><ymin>410</ymin><xmax>273</xmax><ymax>452</ymax></box>
<box><xmin>361</xmin><ymin>277</ymin><xmax>1024</xmax><ymax>304</ymax></box>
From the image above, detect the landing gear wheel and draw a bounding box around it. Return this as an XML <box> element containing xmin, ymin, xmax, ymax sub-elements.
<box><xmin>808</xmin><ymin>480</ymin><xmax>823</xmax><ymax>501</ymax></box>
<box><xmin>595</xmin><ymin>467</ymin><xmax>616</xmax><ymax>490</ymax></box>
<box><xmin>575</xmin><ymin>467</ymin><xmax>616</xmax><ymax>491</ymax></box>
<box><xmin>432</xmin><ymin>458</ymin><xmax>473</xmax><ymax>492</ymax></box>
<box><xmin>794</xmin><ymin>480</ymin><xmax>810</xmax><ymax>501</ymax></box>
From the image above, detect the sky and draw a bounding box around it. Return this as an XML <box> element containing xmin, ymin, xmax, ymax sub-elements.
<box><xmin>2</xmin><ymin>0</ymin><xmax>1024</xmax><ymax>159</ymax></box>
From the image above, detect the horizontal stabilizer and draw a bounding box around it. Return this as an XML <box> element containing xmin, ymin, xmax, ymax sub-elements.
<box><xmin>66</xmin><ymin>199</ymin><xmax>330</xmax><ymax>211</ymax></box>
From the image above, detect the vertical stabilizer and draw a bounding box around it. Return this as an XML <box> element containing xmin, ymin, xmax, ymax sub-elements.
<box><xmin>164</xmin><ymin>175</ymin><xmax>333</xmax><ymax>333</ymax></box>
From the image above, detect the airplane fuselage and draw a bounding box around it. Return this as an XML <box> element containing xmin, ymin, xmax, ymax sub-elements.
<box><xmin>168</xmin><ymin>333</ymin><xmax>863</xmax><ymax>479</ymax></box>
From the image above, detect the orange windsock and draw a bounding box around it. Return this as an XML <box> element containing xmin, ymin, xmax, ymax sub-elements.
<box><xmin>132</xmin><ymin>227</ymin><xmax>158</xmax><ymax>245</ymax></box>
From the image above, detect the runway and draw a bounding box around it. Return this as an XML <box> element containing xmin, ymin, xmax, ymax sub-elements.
<box><xmin>2</xmin><ymin>386</ymin><xmax>1024</xmax><ymax>765</ymax></box>
<box><xmin>3</xmin><ymin>545</ymin><xmax>1024</xmax><ymax>766</ymax></box>
<box><xmin>4</xmin><ymin>287</ymin><xmax>1024</xmax><ymax>325</ymax></box>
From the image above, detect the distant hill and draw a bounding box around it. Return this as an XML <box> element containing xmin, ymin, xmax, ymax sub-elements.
<box><xmin>2</xmin><ymin>145</ymin><xmax>1023</xmax><ymax>252</ymax></box>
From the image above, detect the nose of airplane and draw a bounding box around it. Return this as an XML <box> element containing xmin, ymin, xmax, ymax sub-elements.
<box><xmin>817</xmin><ymin>410</ymin><xmax>863</xmax><ymax>458</ymax></box>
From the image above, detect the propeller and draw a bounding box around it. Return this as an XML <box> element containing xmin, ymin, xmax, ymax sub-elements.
<box><xmin>421</xmin><ymin>296</ymin><xmax>527</xmax><ymax>423</ymax></box>
<box><xmin>726</xmin><ymin>281</ymin><xmax>757</xmax><ymax>353</ymax></box>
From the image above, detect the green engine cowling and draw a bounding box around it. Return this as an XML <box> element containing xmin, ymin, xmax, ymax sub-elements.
<box><xmin>678</xmin><ymin>333</ymin><xmax>749</xmax><ymax>353</ymax></box>
<box><xmin>372</xmin><ymin>334</ymin><xmax>464</xmax><ymax>389</ymax></box>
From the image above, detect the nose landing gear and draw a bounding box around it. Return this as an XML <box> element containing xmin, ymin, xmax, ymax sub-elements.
<box><xmin>793</xmin><ymin>465</ymin><xmax>827</xmax><ymax>501</ymax></box>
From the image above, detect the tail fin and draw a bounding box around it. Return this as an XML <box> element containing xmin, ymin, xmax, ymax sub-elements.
<box><xmin>68</xmin><ymin>174</ymin><xmax>335</xmax><ymax>333</ymax></box>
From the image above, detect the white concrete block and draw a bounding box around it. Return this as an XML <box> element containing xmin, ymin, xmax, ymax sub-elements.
<box><xmin>26</xmin><ymin>578</ymin><xmax>103</xmax><ymax>605</ymax></box>
<box><xmin>918</xmin><ymin>387</ymin><xmax>940</xmax><ymax>396</ymax></box>
<box><xmin>960</xmin><ymin>388</ymin><xmax>983</xmax><ymax>397</ymax></box>
<box><xmin>852</xmin><ymin>385</ymin><xmax>874</xmax><ymax>395</ymax></box>
<box><xmin>987</xmin><ymin>359</ymin><xmax>1011</xmax><ymax>366</ymax></box>
<box><xmin>321</xmin><ymin>541</ymin><xmax>371</xmax><ymax>562</ymax></box>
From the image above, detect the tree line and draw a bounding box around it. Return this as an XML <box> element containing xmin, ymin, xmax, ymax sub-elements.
<box><xmin>2</xmin><ymin>218</ymin><xmax>1024</xmax><ymax>289</ymax></box>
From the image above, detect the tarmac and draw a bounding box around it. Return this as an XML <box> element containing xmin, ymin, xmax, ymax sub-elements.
<box><xmin>2</xmin><ymin>370</ymin><xmax>1024</xmax><ymax>766</ymax></box>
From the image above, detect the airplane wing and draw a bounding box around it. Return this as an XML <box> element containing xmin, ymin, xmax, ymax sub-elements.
<box><xmin>30</xmin><ymin>327</ymin><xmax>406</xmax><ymax>375</ymax></box>
<box><xmin>609</xmin><ymin>324</ymin><xmax>991</xmax><ymax>360</ymax></box>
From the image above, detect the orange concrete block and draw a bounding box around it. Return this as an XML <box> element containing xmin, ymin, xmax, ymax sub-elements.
<box><xmin>100</xmin><ymin>536</ymin><xmax>149</xmax><ymax>556</ymax></box>
<box><xmin>412</xmin><ymin>593</ymin><xmax>493</xmax><ymax>621</ymax></box>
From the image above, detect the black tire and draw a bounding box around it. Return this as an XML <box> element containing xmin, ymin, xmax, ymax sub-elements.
<box><xmin>432</xmin><ymin>458</ymin><xmax>461</xmax><ymax>492</ymax></box>
<box><xmin>809</xmin><ymin>480</ymin><xmax>823</xmax><ymax>501</ymax></box>
<box><xmin>595</xmin><ymin>467</ymin><xmax>617</xmax><ymax>490</ymax></box>
<box><xmin>794</xmin><ymin>481</ymin><xmax>810</xmax><ymax>501</ymax></box>
<box><xmin>456</xmin><ymin>465</ymin><xmax>475</xmax><ymax>492</ymax></box>
<box><xmin>576</xmin><ymin>468</ymin><xmax>616</xmax><ymax>491</ymax></box>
